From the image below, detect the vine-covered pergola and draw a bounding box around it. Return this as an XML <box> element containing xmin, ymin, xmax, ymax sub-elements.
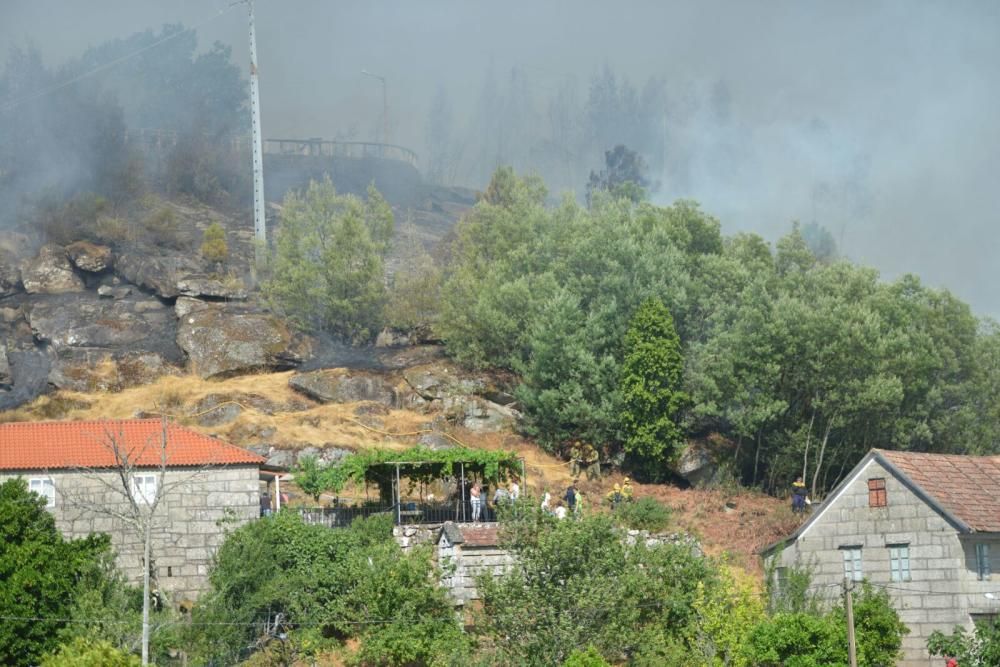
<box><xmin>296</xmin><ymin>446</ymin><xmax>524</xmax><ymax>524</ymax></box>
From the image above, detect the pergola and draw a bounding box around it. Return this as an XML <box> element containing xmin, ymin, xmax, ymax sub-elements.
<box><xmin>365</xmin><ymin>456</ymin><xmax>526</xmax><ymax>524</ymax></box>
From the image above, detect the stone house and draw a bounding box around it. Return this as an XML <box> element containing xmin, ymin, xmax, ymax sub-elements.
<box><xmin>437</xmin><ymin>522</ymin><xmax>513</xmax><ymax>606</ymax></box>
<box><xmin>762</xmin><ymin>448</ymin><xmax>1000</xmax><ymax>666</ymax></box>
<box><xmin>0</xmin><ymin>419</ymin><xmax>276</xmax><ymax>601</ymax></box>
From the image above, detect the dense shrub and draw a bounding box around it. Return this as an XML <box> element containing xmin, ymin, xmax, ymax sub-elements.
<box><xmin>612</xmin><ymin>496</ymin><xmax>672</xmax><ymax>532</ymax></box>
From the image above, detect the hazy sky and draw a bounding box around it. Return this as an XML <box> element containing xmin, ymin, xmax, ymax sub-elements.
<box><xmin>3</xmin><ymin>1</ymin><xmax>999</xmax><ymax>315</ymax></box>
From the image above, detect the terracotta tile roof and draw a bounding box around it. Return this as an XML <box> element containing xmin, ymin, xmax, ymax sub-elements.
<box><xmin>0</xmin><ymin>419</ymin><xmax>265</xmax><ymax>471</ymax></box>
<box><xmin>877</xmin><ymin>449</ymin><xmax>1000</xmax><ymax>533</ymax></box>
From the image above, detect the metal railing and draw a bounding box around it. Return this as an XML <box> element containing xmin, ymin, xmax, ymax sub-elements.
<box><xmin>293</xmin><ymin>501</ymin><xmax>501</xmax><ymax>528</ymax></box>
<box><xmin>263</xmin><ymin>138</ymin><xmax>419</xmax><ymax>168</ymax></box>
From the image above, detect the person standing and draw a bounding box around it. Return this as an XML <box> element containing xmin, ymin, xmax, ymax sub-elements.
<box><xmin>606</xmin><ymin>484</ymin><xmax>623</xmax><ymax>510</ymax></box>
<box><xmin>791</xmin><ymin>477</ymin><xmax>807</xmax><ymax>514</ymax></box>
<box><xmin>541</xmin><ymin>489</ymin><xmax>552</xmax><ymax>513</ymax></box>
<box><xmin>564</xmin><ymin>481</ymin><xmax>578</xmax><ymax>513</ymax></box>
<box><xmin>554</xmin><ymin>500</ymin><xmax>568</xmax><ymax>520</ymax></box>
<box><xmin>509</xmin><ymin>479</ymin><xmax>520</xmax><ymax>502</ymax></box>
<box><xmin>583</xmin><ymin>443</ymin><xmax>601</xmax><ymax>480</ymax></box>
<box><xmin>470</xmin><ymin>483</ymin><xmax>483</xmax><ymax>522</ymax></box>
<box><xmin>569</xmin><ymin>441</ymin><xmax>583</xmax><ymax>478</ymax></box>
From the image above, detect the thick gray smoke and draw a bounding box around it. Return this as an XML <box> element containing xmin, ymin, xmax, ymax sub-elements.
<box><xmin>2</xmin><ymin>0</ymin><xmax>998</xmax><ymax>314</ymax></box>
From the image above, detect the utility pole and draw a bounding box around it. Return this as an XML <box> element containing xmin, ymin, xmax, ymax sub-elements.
<box><xmin>844</xmin><ymin>578</ymin><xmax>858</xmax><ymax>667</ymax></box>
<box><xmin>247</xmin><ymin>0</ymin><xmax>266</xmax><ymax>270</ymax></box>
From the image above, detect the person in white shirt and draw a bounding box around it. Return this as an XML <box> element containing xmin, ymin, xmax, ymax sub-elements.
<box><xmin>541</xmin><ymin>489</ymin><xmax>552</xmax><ymax>513</ymax></box>
<box><xmin>470</xmin><ymin>483</ymin><xmax>483</xmax><ymax>522</ymax></box>
<box><xmin>553</xmin><ymin>501</ymin><xmax>567</xmax><ymax>519</ymax></box>
<box><xmin>509</xmin><ymin>480</ymin><xmax>520</xmax><ymax>501</ymax></box>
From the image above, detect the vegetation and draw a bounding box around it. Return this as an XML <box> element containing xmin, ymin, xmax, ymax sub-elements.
<box><xmin>620</xmin><ymin>297</ymin><xmax>687</xmax><ymax>474</ymax></box>
<box><xmin>612</xmin><ymin>496</ymin><xmax>673</xmax><ymax>532</ymax></box>
<box><xmin>265</xmin><ymin>178</ymin><xmax>394</xmax><ymax>343</ymax></box>
<box><xmin>199</xmin><ymin>222</ymin><xmax>228</xmax><ymax>264</ymax></box>
<box><xmin>40</xmin><ymin>638</ymin><xmax>140</xmax><ymax>667</ymax></box>
<box><xmin>438</xmin><ymin>166</ymin><xmax>1000</xmax><ymax>492</ymax></box>
<box><xmin>586</xmin><ymin>144</ymin><xmax>653</xmax><ymax>205</ymax></box>
<box><xmin>0</xmin><ymin>479</ymin><xmax>114</xmax><ymax>666</ymax></box>
<box><xmin>189</xmin><ymin>512</ymin><xmax>467</xmax><ymax>666</ymax></box>
<box><xmin>928</xmin><ymin>617</ymin><xmax>1000</xmax><ymax>666</ymax></box>
<box><xmin>295</xmin><ymin>445</ymin><xmax>522</xmax><ymax>499</ymax></box>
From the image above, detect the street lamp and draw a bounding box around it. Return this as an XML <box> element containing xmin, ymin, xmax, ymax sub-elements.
<box><xmin>361</xmin><ymin>69</ymin><xmax>388</xmax><ymax>148</ymax></box>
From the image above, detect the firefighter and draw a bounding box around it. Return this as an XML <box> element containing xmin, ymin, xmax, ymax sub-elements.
<box><xmin>568</xmin><ymin>440</ymin><xmax>583</xmax><ymax>478</ymax></box>
<box><xmin>583</xmin><ymin>443</ymin><xmax>601</xmax><ymax>480</ymax></box>
<box><xmin>606</xmin><ymin>483</ymin><xmax>623</xmax><ymax>510</ymax></box>
<box><xmin>621</xmin><ymin>477</ymin><xmax>634</xmax><ymax>502</ymax></box>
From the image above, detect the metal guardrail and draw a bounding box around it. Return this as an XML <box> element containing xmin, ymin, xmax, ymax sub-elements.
<box><xmin>294</xmin><ymin>502</ymin><xmax>498</xmax><ymax>528</ymax></box>
<box><xmin>263</xmin><ymin>138</ymin><xmax>419</xmax><ymax>168</ymax></box>
<box><xmin>123</xmin><ymin>130</ymin><xmax>419</xmax><ymax>168</ymax></box>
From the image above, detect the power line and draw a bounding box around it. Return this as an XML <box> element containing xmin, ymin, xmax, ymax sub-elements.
<box><xmin>0</xmin><ymin>3</ymin><xmax>238</xmax><ymax>114</ymax></box>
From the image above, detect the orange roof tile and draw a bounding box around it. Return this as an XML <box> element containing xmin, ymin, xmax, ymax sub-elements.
<box><xmin>0</xmin><ymin>419</ymin><xmax>265</xmax><ymax>470</ymax></box>
<box><xmin>877</xmin><ymin>449</ymin><xmax>1000</xmax><ymax>533</ymax></box>
<box><xmin>460</xmin><ymin>524</ymin><xmax>500</xmax><ymax>547</ymax></box>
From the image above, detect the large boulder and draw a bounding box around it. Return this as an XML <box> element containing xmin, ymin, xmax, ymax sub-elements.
<box><xmin>65</xmin><ymin>241</ymin><xmax>113</xmax><ymax>273</ymax></box>
<box><xmin>441</xmin><ymin>396</ymin><xmax>519</xmax><ymax>432</ymax></box>
<box><xmin>24</xmin><ymin>292</ymin><xmax>182</xmax><ymax>391</ymax></box>
<box><xmin>673</xmin><ymin>439</ymin><xmax>731</xmax><ymax>487</ymax></box>
<box><xmin>177</xmin><ymin>301</ymin><xmax>308</xmax><ymax>378</ymax></box>
<box><xmin>116</xmin><ymin>250</ymin><xmax>245</xmax><ymax>300</ymax></box>
<box><xmin>21</xmin><ymin>245</ymin><xmax>84</xmax><ymax>294</ymax></box>
<box><xmin>402</xmin><ymin>364</ymin><xmax>486</xmax><ymax>401</ymax></box>
<box><xmin>288</xmin><ymin>368</ymin><xmax>398</xmax><ymax>406</ymax></box>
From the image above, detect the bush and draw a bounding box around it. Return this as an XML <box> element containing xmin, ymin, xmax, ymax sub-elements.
<box><xmin>200</xmin><ymin>222</ymin><xmax>228</xmax><ymax>263</ymax></box>
<box><xmin>32</xmin><ymin>192</ymin><xmax>110</xmax><ymax>245</ymax></box>
<box><xmin>562</xmin><ymin>646</ymin><xmax>610</xmax><ymax>667</ymax></box>
<box><xmin>142</xmin><ymin>206</ymin><xmax>186</xmax><ymax>249</ymax></box>
<box><xmin>40</xmin><ymin>637</ymin><xmax>139</xmax><ymax>667</ymax></box>
<box><xmin>613</xmin><ymin>496</ymin><xmax>672</xmax><ymax>532</ymax></box>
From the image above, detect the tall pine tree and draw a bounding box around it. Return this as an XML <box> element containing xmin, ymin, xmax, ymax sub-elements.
<box><xmin>620</xmin><ymin>297</ymin><xmax>686</xmax><ymax>474</ymax></box>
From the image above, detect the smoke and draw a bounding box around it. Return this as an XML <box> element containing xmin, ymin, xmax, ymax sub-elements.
<box><xmin>1</xmin><ymin>0</ymin><xmax>998</xmax><ymax>314</ymax></box>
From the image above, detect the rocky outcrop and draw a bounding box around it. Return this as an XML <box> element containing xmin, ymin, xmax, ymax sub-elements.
<box><xmin>402</xmin><ymin>365</ymin><xmax>486</xmax><ymax>401</ymax></box>
<box><xmin>289</xmin><ymin>369</ymin><xmax>399</xmax><ymax>407</ymax></box>
<box><xmin>21</xmin><ymin>245</ymin><xmax>84</xmax><ymax>294</ymax></box>
<box><xmin>0</xmin><ymin>252</ymin><xmax>22</xmax><ymax>297</ymax></box>
<box><xmin>22</xmin><ymin>292</ymin><xmax>182</xmax><ymax>391</ymax></box>
<box><xmin>65</xmin><ymin>241</ymin><xmax>113</xmax><ymax>273</ymax></box>
<box><xmin>442</xmin><ymin>396</ymin><xmax>519</xmax><ymax>433</ymax></box>
<box><xmin>175</xmin><ymin>276</ymin><xmax>248</xmax><ymax>300</ymax></box>
<box><xmin>177</xmin><ymin>300</ymin><xmax>308</xmax><ymax>378</ymax></box>
<box><xmin>673</xmin><ymin>440</ymin><xmax>729</xmax><ymax>487</ymax></box>
<box><xmin>115</xmin><ymin>250</ymin><xmax>246</xmax><ymax>300</ymax></box>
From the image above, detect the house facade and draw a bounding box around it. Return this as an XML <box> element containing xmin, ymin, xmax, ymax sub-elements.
<box><xmin>0</xmin><ymin>419</ymin><xmax>273</xmax><ymax>601</ymax></box>
<box><xmin>763</xmin><ymin>449</ymin><xmax>1000</xmax><ymax>666</ymax></box>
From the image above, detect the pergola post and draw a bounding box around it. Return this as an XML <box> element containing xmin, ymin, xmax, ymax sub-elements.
<box><xmin>520</xmin><ymin>458</ymin><xmax>526</xmax><ymax>488</ymax></box>
<box><xmin>460</xmin><ymin>463</ymin><xmax>466</xmax><ymax>522</ymax></box>
<box><xmin>395</xmin><ymin>463</ymin><xmax>401</xmax><ymax>525</ymax></box>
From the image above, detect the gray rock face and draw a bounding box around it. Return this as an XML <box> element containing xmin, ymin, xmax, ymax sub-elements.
<box><xmin>288</xmin><ymin>369</ymin><xmax>398</xmax><ymax>406</ymax></box>
<box><xmin>674</xmin><ymin>442</ymin><xmax>719</xmax><ymax>487</ymax></box>
<box><xmin>441</xmin><ymin>396</ymin><xmax>519</xmax><ymax>432</ymax></box>
<box><xmin>176</xmin><ymin>276</ymin><xmax>248</xmax><ymax>300</ymax></box>
<box><xmin>402</xmin><ymin>366</ymin><xmax>485</xmax><ymax>401</ymax></box>
<box><xmin>0</xmin><ymin>253</ymin><xmax>22</xmax><ymax>297</ymax></box>
<box><xmin>115</xmin><ymin>251</ymin><xmax>201</xmax><ymax>299</ymax></box>
<box><xmin>21</xmin><ymin>245</ymin><xmax>84</xmax><ymax>294</ymax></box>
<box><xmin>65</xmin><ymin>241</ymin><xmax>113</xmax><ymax>273</ymax></box>
<box><xmin>23</xmin><ymin>293</ymin><xmax>181</xmax><ymax>391</ymax></box>
<box><xmin>177</xmin><ymin>301</ymin><xmax>306</xmax><ymax>378</ymax></box>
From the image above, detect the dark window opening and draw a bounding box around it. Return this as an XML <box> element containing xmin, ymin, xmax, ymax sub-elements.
<box><xmin>167</xmin><ymin>566</ymin><xmax>173</xmax><ymax>577</ymax></box>
<box><xmin>868</xmin><ymin>478</ymin><xmax>887</xmax><ymax>507</ymax></box>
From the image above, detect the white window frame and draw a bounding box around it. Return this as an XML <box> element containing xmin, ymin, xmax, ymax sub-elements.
<box><xmin>977</xmin><ymin>543</ymin><xmax>991</xmax><ymax>581</ymax></box>
<box><xmin>842</xmin><ymin>546</ymin><xmax>863</xmax><ymax>582</ymax></box>
<box><xmin>29</xmin><ymin>477</ymin><xmax>55</xmax><ymax>507</ymax></box>
<box><xmin>888</xmin><ymin>544</ymin><xmax>910</xmax><ymax>582</ymax></box>
<box><xmin>131</xmin><ymin>473</ymin><xmax>158</xmax><ymax>506</ymax></box>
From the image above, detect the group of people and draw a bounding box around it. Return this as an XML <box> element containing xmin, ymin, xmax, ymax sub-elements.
<box><xmin>568</xmin><ymin>441</ymin><xmax>602</xmax><ymax>480</ymax></box>
<box><xmin>605</xmin><ymin>477</ymin><xmax>634</xmax><ymax>509</ymax></box>
<box><xmin>541</xmin><ymin>480</ymin><xmax>585</xmax><ymax>519</ymax></box>
<box><xmin>468</xmin><ymin>479</ymin><xmax>520</xmax><ymax>522</ymax></box>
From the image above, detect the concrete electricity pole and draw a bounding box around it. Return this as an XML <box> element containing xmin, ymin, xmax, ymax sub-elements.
<box><xmin>844</xmin><ymin>578</ymin><xmax>858</xmax><ymax>667</ymax></box>
<box><xmin>247</xmin><ymin>0</ymin><xmax>266</xmax><ymax>269</ymax></box>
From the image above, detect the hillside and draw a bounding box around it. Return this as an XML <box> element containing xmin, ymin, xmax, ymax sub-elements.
<box><xmin>0</xmin><ymin>363</ymin><xmax>797</xmax><ymax>573</ymax></box>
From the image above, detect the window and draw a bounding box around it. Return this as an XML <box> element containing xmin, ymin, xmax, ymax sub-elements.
<box><xmin>29</xmin><ymin>477</ymin><xmax>55</xmax><ymax>507</ymax></box>
<box><xmin>842</xmin><ymin>546</ymin><xmax>863</xmax><ymax>581</ymax></box>
<box><xmin>888</xmin><ymin>544</ymin><xmax>911</xmax><ymax>582</ymax></box>
<box><xmin>131</xmin><ymin>474</ymin><xmax>157</xmax><ymax>505</ymax></box>
<box><xmin>977</xmin><ymin>543</ymin><xmax>991</xmax><ymax>581</ymax></box>
<box><xmin>775</xmin><ymin>566</ymin><xmax>788</xmax><ymax>596</ymax></box>
<box><xmin>868</xmin><ymin>478</ymin><xmax>887</xmax><ymax>507</ymax></box>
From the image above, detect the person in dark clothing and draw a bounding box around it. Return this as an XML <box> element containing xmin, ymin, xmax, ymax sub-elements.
<box><xmin>564</xmin><ymin>481</ymin><xmax>578</xmax><ymax>512</ymax></box>
<box><xmin>791</xmin><ymin>477</ymin><xmax>808</xmax><ymax>513</ymax></box>
<box><xmin>260</xmin><ymin>492</ymin><xmax>272</xmax><ymax>517</ymax></box>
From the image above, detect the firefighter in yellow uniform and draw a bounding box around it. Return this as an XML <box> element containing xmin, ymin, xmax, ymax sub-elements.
<box><xmin>621</xmin><ymin>477</ymin><xmax>634</xmax><ymax>503</ymax></box>
<box><xmin>606</xmin><ymin>483</ymin><xmax>623</xmax><ymax>510</ymax></box>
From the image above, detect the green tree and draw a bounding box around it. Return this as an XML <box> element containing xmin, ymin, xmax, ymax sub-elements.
<box><xmin>620</xmin><ymin>297</ymin><xmax>687</xmax><ymax>473</ymax></box>
<box><xmin>265</xmin><ymin>178</ymin><xmax>394</xmax><ymax>342</ymax></box>
<box><xmin>40</xmin><ymin>637</ymin><xmax>140</xmax><ymax>667</ymax></box>
<box><xmin>928</xmin><ymin>616</ymin><xmax>1000</xmax><ymax>666</ymax></box>
<box><xmin>0</xmin><ymin>479</ymin><xmax>111</xmax><ymax>667</ymax></box>
<box><xmin>586</xmin><ymin>144</ymin><xmax>652</xmax><ymax>205</ymax></box>
<box><xmin>478</xmin><ymin>508</ymin><xmax>715</xmax><ymax>665</ymax></box>
<box><xmin>199</xmin><ymin>222</ymin><xmax>228</xmax><ymax>264</ymax></box>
